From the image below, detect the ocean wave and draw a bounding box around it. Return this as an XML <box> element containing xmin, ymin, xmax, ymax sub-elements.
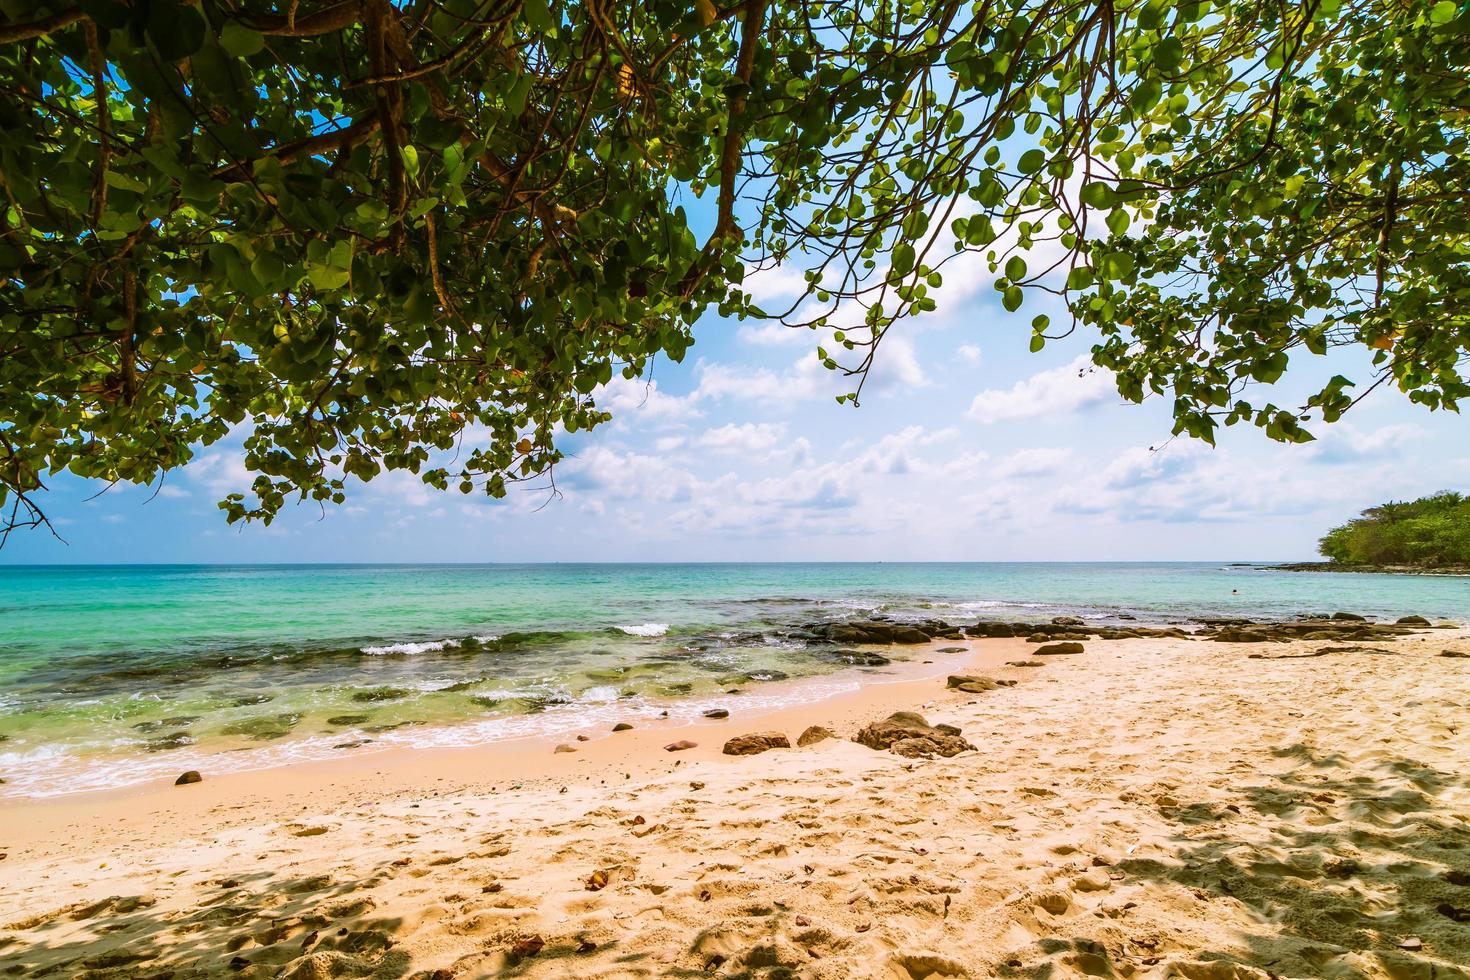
<box><xmin>361</xmin><ymin>639</ymin><xmax>457</xmax><ymax>656</ymax></box>
<box><xmin>617</xmin><ymin>623</ymin><xmax>669</xmax><ymax>637</ymax></box>
<box><xmin>359</xmin><ymin>634</ymin><xmax>501</xmax><ymax>656</ymax></box>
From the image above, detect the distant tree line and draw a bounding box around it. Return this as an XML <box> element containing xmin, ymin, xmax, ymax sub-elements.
<box><xmin>1318</xmin><ymin>492</ymin><xmax>1470</xmax><ymax>566</ymax></box>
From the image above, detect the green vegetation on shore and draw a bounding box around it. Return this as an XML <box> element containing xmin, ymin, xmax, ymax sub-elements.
<box><xmin>1318</xmin><ymin>492</ymin><xmax>1470</xmax><ymax>567</ymax></box>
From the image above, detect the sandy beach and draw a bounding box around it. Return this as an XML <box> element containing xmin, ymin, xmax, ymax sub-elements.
<box><xmin>3</xmin><ymin>628</ymin><xmax>1468</xmax><ymax>979</ymax></box>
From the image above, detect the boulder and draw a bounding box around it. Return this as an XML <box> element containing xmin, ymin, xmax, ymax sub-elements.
<box><xmin>1052</xmin><ymin>616</ymin><xmax>1085</xmax><ymax>626</ymax></box>
<box><xmin>1212</xmin><ymin>629</ymin><xmax>1271</xmax><ymax>643</ymax></box>
<box><xmin>1396</xmin><ymin>615</ymin><xmax>1431</xmax><ymax>626</ymax></box>
<box><xmin>1331</xmin><ymin>612</ymin><xmax>1367</xmax><ymax>621</ymax></box>
<box><xmin>722</xmin><ymin>732</ymin><xmax>791</xmax><ymax>756</ymax></box>
<box><xmin>664</xmin><ymin>740</ymin><xmax>697</xmax><ymax>752</ymax></box>
<box><xmin>889</xmin><ymin>626</ymin><xmax>932</xmax><ymax>644</ymax></box>
<box><xmin>612</xmin><ymin>722</ymin><xmax>634</xmax><ymax>732</ymax></box>
<box><xmin>174</xmin><ymin>770</ymin><xmax>202</xmax><ymax>786</ymax></box>
<box><xmin>854</xmin><ymin>712</ymin><xmax>973</xmax><ymax>758</ymax></box>
<box><xmin>554</xmin><ymin>743</ymin><xmax>577</xmax><ymax>754</ymax></box>
<box><xmin>946</xmin><ymin>675</ymin><xmax>1017</xmax><ymax>694</ymax></box>
<box><xmin>703</xmin><ymin>708</ymin><xmax>729</xmax><ymax>719</ymax></box>
<box><xmin>1034</xmin><ymin>641</ymin><xmax>1085</xmax><ymax>656</ymax></box>
<box><xmin>797</xmin><ymin>725</ymin><xmax>835</xmax><ymax>747</ymax></box>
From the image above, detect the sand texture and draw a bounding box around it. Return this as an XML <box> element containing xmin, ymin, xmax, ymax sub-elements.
<box><xmin>2</xmin><ymin>630</ymin><xmax>1469</xmax><ymax>979</ymax></box>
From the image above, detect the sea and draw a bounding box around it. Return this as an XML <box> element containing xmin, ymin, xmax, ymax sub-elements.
<box><xmin>1</xmin><ymin>562</ymin><xmax>1465</xmax><ymax>798</ymax></box>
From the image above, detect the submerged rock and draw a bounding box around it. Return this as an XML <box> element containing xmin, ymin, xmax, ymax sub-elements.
<box><xmin>722</xmin><ymin>732</ymin><xmax>790</xmax><ymax>756</ymax></box>
<box><xmin>351</xmin><ymin>687</ymin><xmax>411</xmax><ymax>703</ymax></box>
<box><xmin>797</xmin><ymin>725</ymin><xmax>835</xmax><ymax>747</ymax></box>
<box><xmin>326</xmin><ymin>714</ymin><xmax>371</xmax><ymax>726</ymax></box>
<box><xmin>854</xmin><ymin>711</ymin><xmax>973</xmax><ymax>758</ymax></box>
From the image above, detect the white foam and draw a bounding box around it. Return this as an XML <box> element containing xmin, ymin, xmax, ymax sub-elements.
<box><xmin>617</xmin><ymin>623</ymin><xmax>669</xmax><ymax>637</ymax></box>
<box><xmin>361</xmin><ymin>639</ymin><xmax>455</xmax><ymax>656</ymax></box>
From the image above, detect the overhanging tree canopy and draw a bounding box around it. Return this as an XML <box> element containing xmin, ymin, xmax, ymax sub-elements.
<box><xmin>2</xmin><ymin>0</ymin><xmax>1467</xmax><ymax>536</ymax></box>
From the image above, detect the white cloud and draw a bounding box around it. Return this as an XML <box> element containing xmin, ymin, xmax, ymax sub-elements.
<box><xmin>991</xmin><ymin>447</ymin><xmax>1070</xmax><ymax>479</ymax></box>
<box><xmin>957</xmin><ymin>344</ymin><xmax>983</xmax><ymax>365</ymax></box>
<box><xmin>592</xmin><ymin>374</ymin><xmax>702</xmax><ymax>426</ymax></box>
<box><xmin>696</xmin><ymin>422</ymin><xmax>788</xmax><ymax>455</ymax></box>
<box><xmin>966</xmin><ymin>355</ymin><xmax>1116</xmax><ymax>423</ymax></box>
<box><xmin>1307</xmin><ymin>423</ymin><xmax>1422</xmax><ymax>464</ymax></box>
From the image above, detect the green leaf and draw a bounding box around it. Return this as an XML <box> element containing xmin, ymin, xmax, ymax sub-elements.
<box><xmin>218</xmin><ymin>21</ymin><xmax>265</xmax><ymax>58</ymax></box>
<box><xmin>1002</xmin><ymin>285</ymin><xmax>1023</xmax><ymax>312</ymax></box>
<box><xmin>1005</xmin><ymin>255</ymin><xmax>1027</xmax><ymax>281</ymax></box>
<box><xmin>1018</xmin><ymin>149</ymin><xmax>1046</xmax><ymax>174</ymax></box>
<box><xmin>891</xmin><ymin>242</ymin><xmax>916</xmax><ymax>276</ymax></box>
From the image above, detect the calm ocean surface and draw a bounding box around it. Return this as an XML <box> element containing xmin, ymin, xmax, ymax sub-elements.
<box><xmin>1</xmin><ymin>562</ymin><xmax>1465</xmax><ymax>797</ymax></box>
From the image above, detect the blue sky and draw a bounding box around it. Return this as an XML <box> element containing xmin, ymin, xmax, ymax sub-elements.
<box><xmin>6</xmin><ymin>170</ymin><xmax>1469</xmax><ymax>565</ymax></box>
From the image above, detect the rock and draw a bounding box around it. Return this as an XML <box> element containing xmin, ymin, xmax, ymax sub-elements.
<box><xmin>889</xmin><ymin>626</ymin><xmax>932</xmax><ymax>644</ymax></box>
<box><xmin>1007</xmin><ymin>660</ymin><xmax>1044</xmax><ymax>667</ymax></box>
<box><xmin>325</xmin><ymin>714</ymin><xmax>370</xmax><ymax>726</ymax></box>
<box><xmin>797</xmin><ymin>725</ymin><xmax>835</xmax><ymax>747</ymax></box>
<box><xmin>1397</xmin><ymin>615</ymin><xmax>1431</xmax><ymax>626</ymax></box>
<box><xmin>1034</xmin><ymin>641</ymin><xmax>1085</xmax><ymax>656</ymax></box>
<box><xmin>664</xmin><ymin>740</ymin><xmax>697</xmax><ymax>752</ymax></box>
<box><xmin>946</xmin><ymin>675</ymin><xmax>1017</xmax><ymax>694</ymax></box>
<box><xmin>1441</xmin><ymin>650</ymin><xmax>1469</xmax><ymax>658</ymax></box>
<box><xmin>824</xmin><ymin>649</ymin><xmax>892</xmax><ymax>666</ymax></box>
<box><xmin>554</xmin><ymin>743</ymin><xmax>578</xmax><ymax>754</ymax></box>
<box><xmin>612</xmin><ymin>722</ymin><xmax>634</xmax><ymax>732</ymax></box>
<box><xmin>747</xmin><ymin>669</ymin><xmax>789</xmax><ymax>682</ymax></box>
<box><xmin>1331</xmin><ymin>611</ymin><xmax>1367</xmax><ymax>621</ymax></box>
<box><xmin>576</xmin><ymin>734</ymin><xmax>590</xmax><ymax>741</ymax></box>
<box><xmin>1212</xmin><ymin>629</ymin><xmax>1272</xmax><ymax>643</ymax></box>
<box><xmin>702</xmin><ymin>708</ymin><xmax>729</xmax><ymax>719</ymax></box>
<box><xmin>1399</xmin><ymin>937</ymin><xmax>1423</xmax><ymax>952</ymax></box>
<box><xmin>175</xmin><ymin>770</ymin><xmax>202</xmax><ymax>785</ymax></box>
<box><xmin>854</xmin><ymin>711</ymin><xmax>973</xmax><ymax>758</ymax></box>
<box><xmin>722</xmin><ymin>732</ymin><xmax>791</xmax><ymax>756</ymax></box>
<box><xmin>1052</xmin><ymin>616</ymin><xmax>1085</xmax><ymax>626</ymax></box>
<box><xmin>511</xmin><ymin>935</ymin><xmax>545</xmax><ymax>958</ymax></box>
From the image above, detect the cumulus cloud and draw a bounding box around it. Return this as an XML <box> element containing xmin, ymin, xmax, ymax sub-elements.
<box><xmin>1306</xmin><ymin>423</ymin><xmax>1422</xmax><ymax>464</ymax></box>
<box><xmin>966</xmin><ymin>355</ymin><xmax>1116</xmax><ymax>423</ymax></box>
<box><xmin>957</xmin><ymin>344</ymin><xmax>983</xmax><ymax>365</ymax></box>
<box><xmin>990</xmin><ymin>447</ymin><xmax>1071</xmax><ymax>479</ymax></box>
<box><xmin>592</xmin><ymin>374</ymin><xmax>702</xmax><ymax>426</ymax></box>
<box><xmin>696</xmin><ymin>422</ymin><xmax>788</xmax><ymax>455</ymax></box>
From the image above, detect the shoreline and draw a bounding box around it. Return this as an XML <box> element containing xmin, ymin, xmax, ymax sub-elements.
<box><xmin>0</xmin><ymin>636</ymin><xmax>1023</xmax><ymax>819</ymax></box>
<box><xmin>2</xmin><ymin>627</ymin><xmax>1466</xmax><ymax>978</ymax></box>
<box><xmin>1256</xmin><ymin>561</ymin><xmax>1470</xmax><ymax>576</ymax></box>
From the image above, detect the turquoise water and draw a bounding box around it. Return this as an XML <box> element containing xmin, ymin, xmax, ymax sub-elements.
<box><xmin>1</xmin><ymin>562</ymin><xmax>1465</xmax><ymax>797</ymax></box>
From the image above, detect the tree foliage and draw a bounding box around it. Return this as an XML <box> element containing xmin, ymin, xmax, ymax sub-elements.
<box><xmin>2</xmin><ymin>0</ymin><xmax>1467</xmax><ymax>535</ymax></box>
<box><xmin>1318</xmin><ymin>491</ymin><xmax>1470</xmax><ymax>565</ymax></box>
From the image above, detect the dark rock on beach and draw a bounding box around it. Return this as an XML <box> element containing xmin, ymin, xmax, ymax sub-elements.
<box><xmin>946</xmin><ymin>675</ymin><xmax>1017</xmax><ymax>694</ymax></box>
<box><xmin>722</xmin><ymin>732</ymin><xmax>790</xmax><ymax>756</ymax></box>
<box><xmin>175</xmin><ymin>770</ymin><xmax>202</xmax><ymax>785</ymax></box>
<box><xmin>1035</xmin><ymin>642</ymin><xmax>1085</xmax><ymax>656</ymax></box>
<box><xmin>855</xmin><ymin>712</ymin><xmax>973</xmax><ymax>759</ymax></box>
<box><xmin>612</xmin><ymin>722</ymin><xmax>634</xmax><ymax>732</ymax></box>
<box><xmin>797</xmin><ymin>725</ymin><xmax>835</xmax><ymax>747</ymax></box>
<box><xmin>663</xmin><ymin>740</ymin><xmax>697</xmax><ymax>752</ymax></box>
<box><xmin>1396</xmin><ymin>615</ymin><xmax>1432</xmax><ymax>626</ymax></box>
<box><xmin>702</xmin><ymin>708</ymin><xmax>729</xmax><ymax>719</ymax></box>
